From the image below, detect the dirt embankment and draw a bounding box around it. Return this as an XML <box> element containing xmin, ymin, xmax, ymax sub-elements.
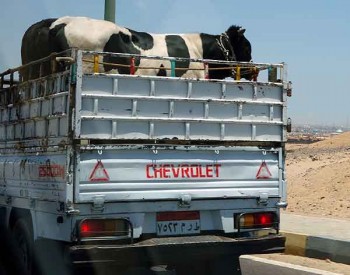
<box><xmin>286</xmin><ymin>131</ymin><xmax>350</xmax><ymax>219</ymax></box>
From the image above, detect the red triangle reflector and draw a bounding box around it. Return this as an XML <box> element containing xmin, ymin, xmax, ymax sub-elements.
<box><xmin>89</xmin><ymin>160</ymin><xmax>110</xmax><ymax>182</ymax></box>
<box><xmin>256</xmin><ymin>162</ymin><xmax>272</xmax><ymax>179</ymax></box>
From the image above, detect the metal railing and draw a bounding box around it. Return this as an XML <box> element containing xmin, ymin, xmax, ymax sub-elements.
<box><xmin>81</xmin><ymin>50</ymin><xmax>285</xmax><ymax>82</ymax></box>
<box><xmin>0</xmin><ymin>48</ymin><xmax>287</xmax><ymax>95</ymax></box>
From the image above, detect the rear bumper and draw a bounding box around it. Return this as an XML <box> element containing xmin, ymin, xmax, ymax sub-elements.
<box><xmin>69</xmin><ymin>234</ymin><xmax>285</xmax><ymax>267</ymax></box>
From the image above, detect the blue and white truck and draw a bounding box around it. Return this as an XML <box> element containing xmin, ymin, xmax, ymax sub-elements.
<box><xmin>0</xmin><ymin>49</ymin><xmax>291</xmax><ymax>274</ymax></box>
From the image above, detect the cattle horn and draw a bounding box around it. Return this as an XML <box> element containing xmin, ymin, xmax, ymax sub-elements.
<box><xmin>238</xmin><ymin>28</ymin><xmax>246</xmax><ymax>35</ymax></box>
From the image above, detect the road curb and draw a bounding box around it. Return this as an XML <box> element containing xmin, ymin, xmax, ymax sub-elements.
<box><xmin>281</xmin><ymin>231</ymin><xmax>350</xmax><ymax>265</ymax></box>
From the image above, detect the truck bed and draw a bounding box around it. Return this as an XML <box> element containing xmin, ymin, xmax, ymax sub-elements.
<box><xmin>0</xmin><ymin>50</ymin><xmax>288</xmax><ymax>205</ymax></box>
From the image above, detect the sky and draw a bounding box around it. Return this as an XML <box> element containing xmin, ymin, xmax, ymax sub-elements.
<box><xmin>1</xmin><ymin>0</ymin><xmax>349</xmax><ymax>127</ymax></box>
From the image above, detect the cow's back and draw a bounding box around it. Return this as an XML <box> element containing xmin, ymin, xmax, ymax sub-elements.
<box><xmin>51</xmin><ymin>16</ymin><xmax>123</xmax><ymax>50</ymax></box>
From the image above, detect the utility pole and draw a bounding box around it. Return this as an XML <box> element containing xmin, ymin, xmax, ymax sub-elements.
<box><xmin>104</xmin><ymin>0</ymin><xmax>116</xmax><ymax>22</ymax></box>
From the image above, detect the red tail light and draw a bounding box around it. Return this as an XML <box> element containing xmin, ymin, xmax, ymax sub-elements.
<box><xmin>236</xmin><ymin>212</ymin><xmax>277</xmax><ymax>230</ymax></box>
<box><xmin>257</xmin><ymin>213</ymin><xmax>274</xmax><ymax>226</ymax></box>
<box><xmin>78</xmin><ymin>218</ymin><xmax>131</xmax><ymax>240</ymax></box>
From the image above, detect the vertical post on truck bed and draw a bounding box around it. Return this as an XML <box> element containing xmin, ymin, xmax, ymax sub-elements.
<box><xmin>268</xmin><ymin>66</ymin><xmax>277</xmax><ymax>82</ymax></box>
<box><xmin>170</xmin><ymin>60</ymin><xmax>176</xmax><ymax>77</ymax></box>
<box><xmin>204</xmin><ymin>63</ymin><xmax>209</xmax><ymax>79</ymax></box>
<box><xmin>130</xmin><ymin>57</ymin><xmax>135</xmax><ymax>75</ymax></box>
<box><xmin>104</xmin><ymin>0</ymin><xmax>116</xmax><ymax>22</ymax></box>
<box><xmin>236</xmin><ymin>66</ymin><xmax>241</xmax><ymax>80</ymax></box>
<box><xmin>93</xmin><ymin>55</ymin><xmax>99</xmax><ymax>73</ymax></box>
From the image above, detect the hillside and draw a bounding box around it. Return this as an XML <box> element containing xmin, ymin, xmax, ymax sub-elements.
<box><xmin>286</xmin><ymin>132</ymin><xmax>350</xmax><ymax>219</ymax></box>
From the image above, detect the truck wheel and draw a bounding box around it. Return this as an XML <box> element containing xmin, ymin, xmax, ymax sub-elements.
<box><xmin>12</xmin><ymin>218</ymin><xmax>33</xmax><ymax>274</ymax></box>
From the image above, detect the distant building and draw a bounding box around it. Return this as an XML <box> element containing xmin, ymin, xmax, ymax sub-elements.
<box><xmin>336</xmin><ymin>129</ymin><xmax>343</xmax><ymax>133</ymax></box>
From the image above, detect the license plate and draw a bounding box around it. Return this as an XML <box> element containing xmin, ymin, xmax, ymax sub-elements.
<box><xmin>156</xmin><ymin>211</ymin><xmax>200</xmax><ymax>236</ymax></box>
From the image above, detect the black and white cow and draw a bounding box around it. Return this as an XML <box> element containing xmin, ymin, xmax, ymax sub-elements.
<box><xmin>21</xmin><ymin>16</ymin><xmax>254</xmax><ymax>81</ymax></box>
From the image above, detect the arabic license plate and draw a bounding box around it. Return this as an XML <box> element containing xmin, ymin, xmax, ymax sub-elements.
<box><xmin>156</xmin><ymin>211</ymin><xmax>200</xmax><ymax>236</ymax></box>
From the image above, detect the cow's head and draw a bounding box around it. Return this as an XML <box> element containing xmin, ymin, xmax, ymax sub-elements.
<box><xmin>226</xmin><ymin>26</ymin><xmax>254</xmax><ymax>80</ymax></box>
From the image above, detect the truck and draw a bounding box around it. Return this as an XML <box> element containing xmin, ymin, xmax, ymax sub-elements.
<box><xmin>0</xmin><ymin>49</ymin><xmax>291</xmax><ymax>274</ymax></box>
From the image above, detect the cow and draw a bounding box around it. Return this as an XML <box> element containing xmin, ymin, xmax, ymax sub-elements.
<box><xmin>21</xmin><ymin>16</ymin><xmax>254</xmax><ymax>81</ymax></box>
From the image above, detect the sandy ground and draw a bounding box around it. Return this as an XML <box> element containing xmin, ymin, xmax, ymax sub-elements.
<box><xmin>255</xmin><ymin>253</ymin><xmax>350</xmax><ymax>274</ymax></box>
<box><xmin>261</xmin><ymin>132</ymin><xmax>350</xmax><ymax>274</ymax></box>
<box><xmin>285</xmin><ymin>131</ymin><xmax>350</xmax><ymax>219</ymax></box>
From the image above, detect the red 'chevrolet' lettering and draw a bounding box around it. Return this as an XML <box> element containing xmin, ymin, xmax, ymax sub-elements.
<box><xmin>182</xmin><ymin>164</ymin><xmax>190</xmax><ymax>178</ymax></box>
<box><xmin>172</xmin><ymin>165</ymin><xmax>181</xmax><ymax>177</ymax></box>
<box><xmin>146</xmin><ymin>164</ymin><xmax>221</xmax><ymax>179</ymax></box>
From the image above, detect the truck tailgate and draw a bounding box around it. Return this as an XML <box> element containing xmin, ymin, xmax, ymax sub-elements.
<box><xmin>76</xmin><ymin>146</ymin><xmax>281</xmax><ymax>202</ymax></box>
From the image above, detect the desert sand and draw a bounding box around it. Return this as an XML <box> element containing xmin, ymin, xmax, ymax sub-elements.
<box><xmin>286</xmin><ymin>131</ymin><xmax>350</xmax><ymax>219</ymax></box>
<box><xmin>259</xmin><ymin>132</ymin><xmax>350</xmax><ymax>274</ymax></box>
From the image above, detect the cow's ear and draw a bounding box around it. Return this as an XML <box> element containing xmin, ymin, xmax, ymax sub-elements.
<box><xmin>238</xmin><ymin>28</ymin><xmax>246</xmax><ymax>35</ymax></box>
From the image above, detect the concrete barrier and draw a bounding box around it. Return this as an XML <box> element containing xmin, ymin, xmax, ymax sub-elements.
<box><xmin>239</xmin><ymin>255</ymin><xmax>342</xmax><ymax>275</ymax></box>
<box><xmin>280</xmin><ymin>213</ymin><xmax>350</xmax><ymax>265</ymax></box>
<box><xmin>281</xmin><ymin>231</ymin><xmax>350</xmax><ymax>265</ymax></box>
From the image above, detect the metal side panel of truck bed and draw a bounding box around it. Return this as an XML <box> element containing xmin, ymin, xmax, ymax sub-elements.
<box><xmin>75</xmin><ymin>73</ymin><xmax>287</xmax><ymax>142</ymax></box>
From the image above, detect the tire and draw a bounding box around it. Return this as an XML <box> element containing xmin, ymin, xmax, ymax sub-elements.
<box><xmin>12</xmin><ymin>218</ymin><xmax>33</xmax><ymax>275</ymax></box>
<box><xmin>0</xmin><ymin>221</ymin><xmax>27</xmax><ymax>275</ymax></box>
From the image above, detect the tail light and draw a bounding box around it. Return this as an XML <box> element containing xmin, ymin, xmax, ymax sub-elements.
<box><xmin>236</xmin><ymin>212</ymin><xmax>278</xmax><ymax>231</ymax></box>
<box><xmin>78</xmin><ymin>218</ymin><xmax>132</xmax><ymax>241</ymax></box>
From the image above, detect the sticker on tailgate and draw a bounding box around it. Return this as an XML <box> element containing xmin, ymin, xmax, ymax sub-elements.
<box><xmin>38</xmin><ymin>164</ymin><xmax>65</xmax><ymax>179</ymax></box>
<box><xmin>89</xmin><ymin>160</ymin><xmax>110</xmax><ymax>182</ymax></box>
<box><xmin>156</xmin><ymin>211</ymin><xmax>200</xmax><ymax>236</ymax></box>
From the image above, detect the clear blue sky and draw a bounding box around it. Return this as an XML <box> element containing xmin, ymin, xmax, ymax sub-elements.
<box><xmin>1</xmin><ymin>0</ymin><xmax>349</xmax><ymax>126</ymax></box>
